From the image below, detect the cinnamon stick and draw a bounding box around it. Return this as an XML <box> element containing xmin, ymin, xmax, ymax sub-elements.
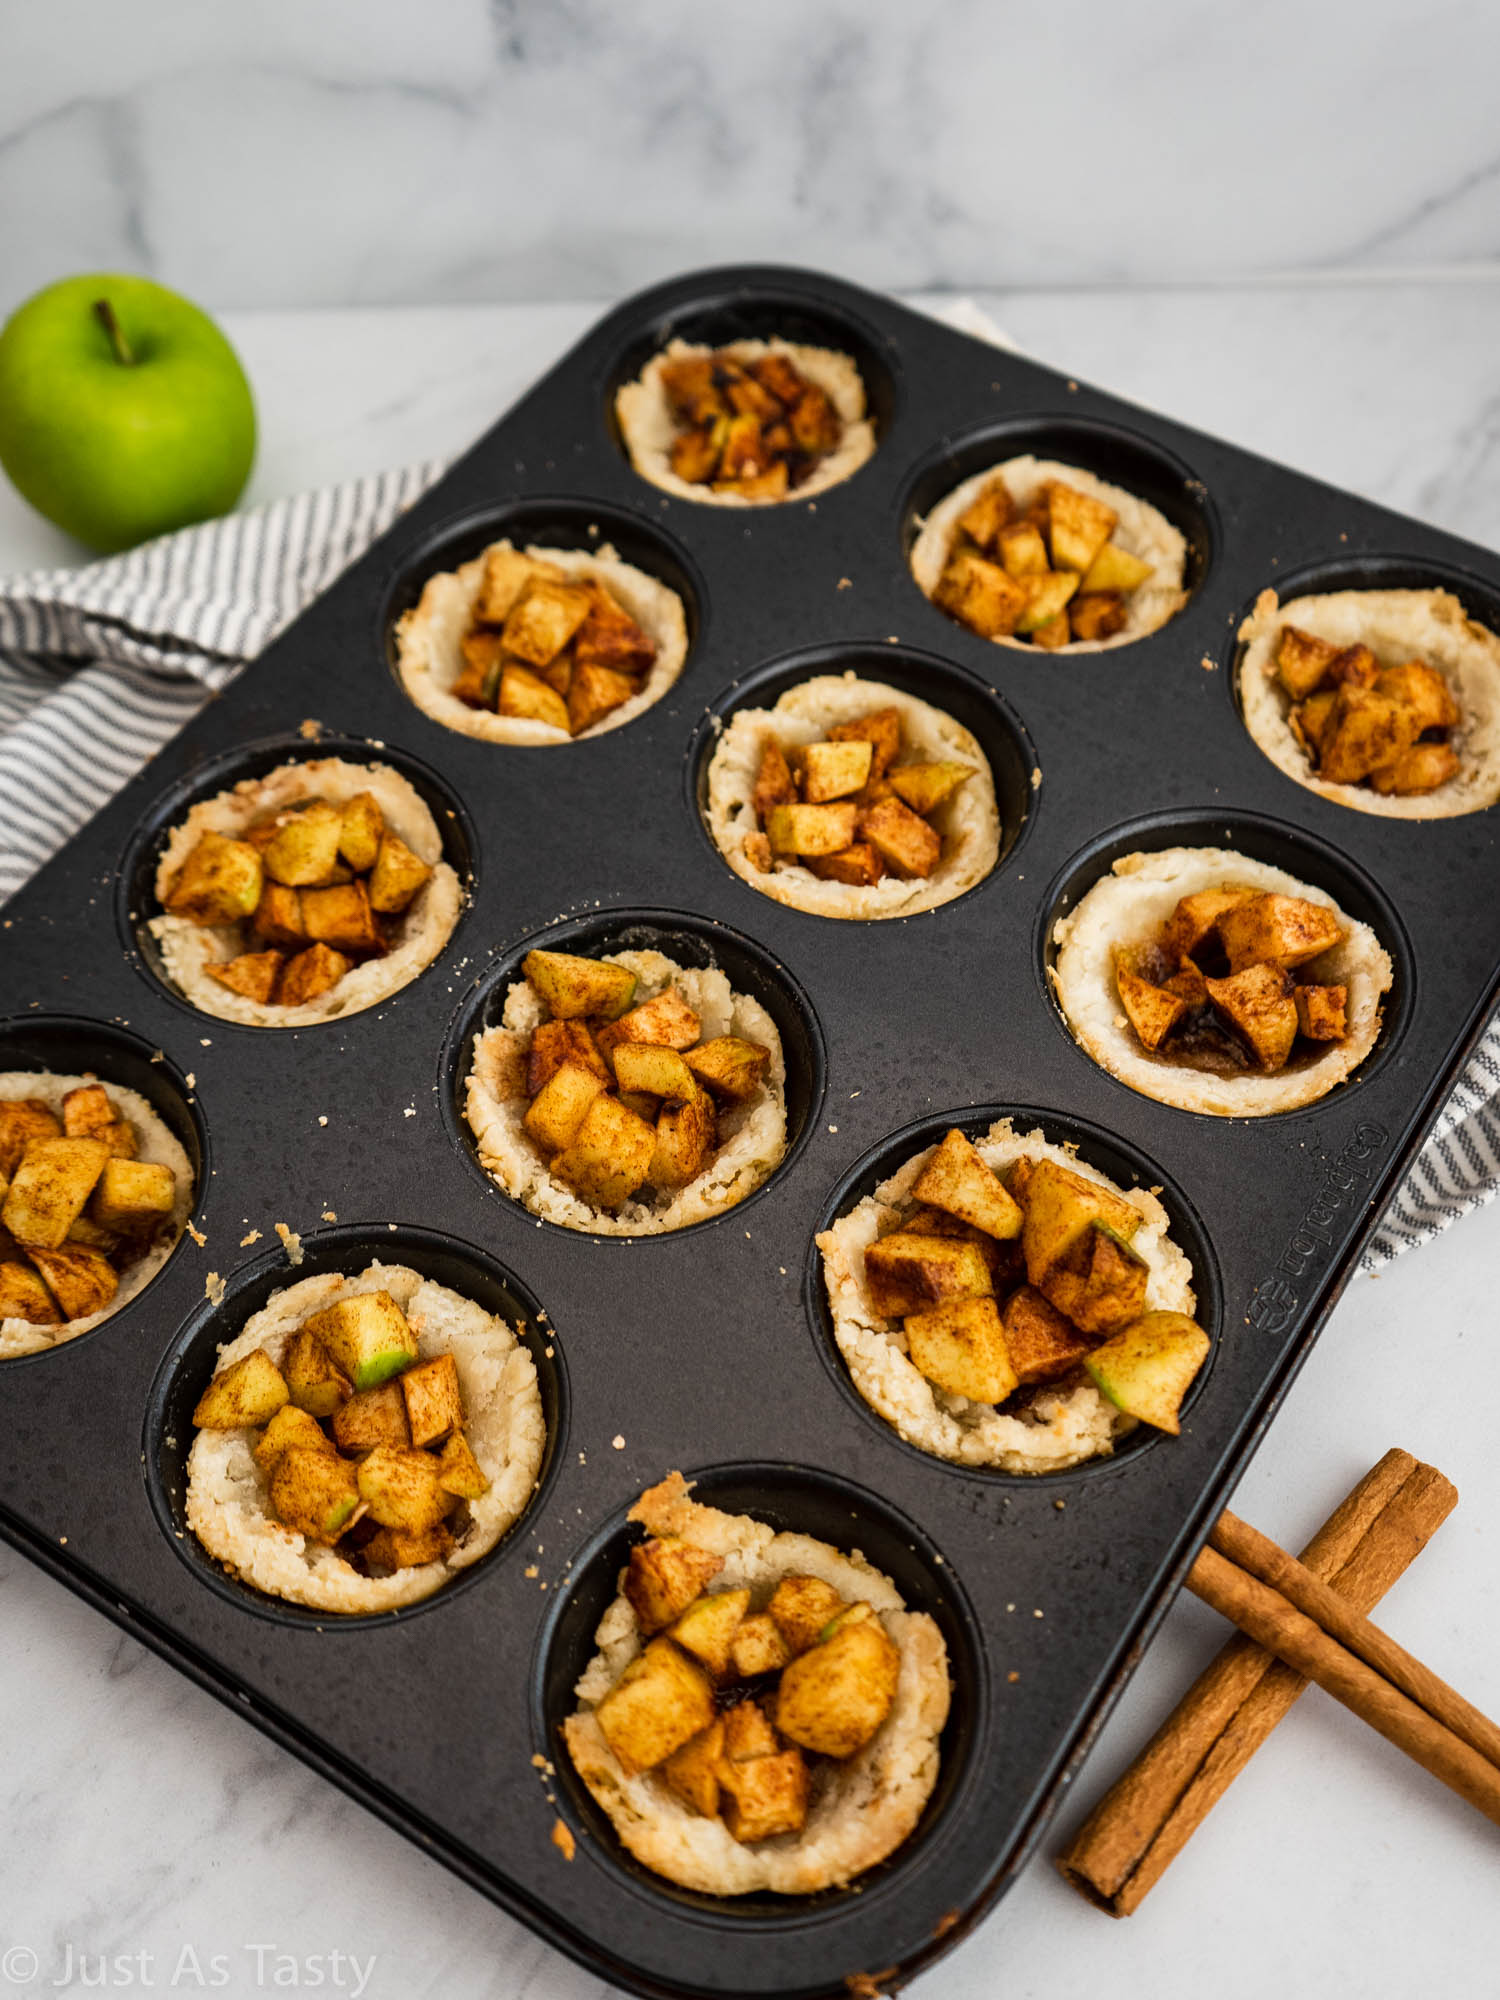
<box><xmin>1057</xmin><ymin>1450</ymin><xmax>1457</xmax><ymax>1914</ymax></box>
<box><xmin>1185</xmin><ymin>1542</ymin><xmax>1500</xmax><ymax>1828</ymax></box>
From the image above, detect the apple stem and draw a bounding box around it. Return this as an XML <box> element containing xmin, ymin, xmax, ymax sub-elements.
<box><xmin>93</xmin><ymin>298</ymin><xmax>135</xmax><ymax>367</ymax></box>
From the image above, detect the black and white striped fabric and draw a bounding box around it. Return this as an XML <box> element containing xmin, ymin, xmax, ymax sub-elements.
<box><xmin>0</xmin><ymin>458</ymin><xmax>1495</xmax><ymax>1274</ymax></box>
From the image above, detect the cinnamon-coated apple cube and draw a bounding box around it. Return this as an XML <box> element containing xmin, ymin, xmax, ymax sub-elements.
<box><xmin>498</xmin><ymin>664</ymin><xmax>570</xmax><ymax>732</ymax></box>
<box><xmin>862</xmin><ymin>1231</ymin><xmax>994</xmax><ymax>1319</ymax></box>
<box><xmin>1080</xmin><ymin>541</ymin><xmax>1154</xmax><ymax>596</ymax></box>
<box><xmin>269</xmin><ymin>1447</ymin><xmax>362</xmax><ymax>1543</ymax></box>
<box><xmin>523</xmin><ymin>949</ymin><xmax>636</xmax><ymax>1020</ymax></box>
<box><xmin>302</xmin><ymin>1290</ymin><xmax>419</xmax><ymax>1391</ymax></box>
<box><xmin>934</xmin><ymin>549</ymin><xmax>1029</xmax><ymax>637</ymax></box>
<box><xmin>356</xmin><ymin>1445</ymin><xmax>455</xmax><ymax>1533</ymax></box>
<box><xmin>474</xmin><ymin>547</ymin><xmax>564</xmax><ymax>626</ymax></box>
<box><xmin>1085</xmin><ymin>1311</ymin><xmax>1210</xmax><ymax>1434</ymax></box>
<box><xmin>719</xmin><ymin>1748</ymin><xmax>810</xmax><ymax>1843</ymax></box>
<box><xmin>399</xmin><ymin>1352</ymin><xmax>465</xmax><ymax>1449</ymax></box>
<box><xmin>367</xmin><ymin>834</ymin><xmax>433</xmax><ymax>916</ymax></box>
<box><xmin>789</xmin><ymin>384</ymin><xmax>839</xmax><ymax>454</ymax></box>
<box><xmin>193</xmin><ymin>1348</ymin><xmax>289</xmax><ymax>1430</ymax></box>
<box><xmin>683</xmin><ymin>1037</ymin><xmax>771</xmax><ymax>1102</ymax></box>
<box><xmin>955</xmin><ymin>475</ymin><xmax>1012</xmax><ymax>551</ymax></box>
<box><xmin>454</xmin><ymin>627</ymin><xmax>508</xmax><ymax>706</ymax></box>
<box><xmin>910</xmin><ymin>1128</ymin><xmax>1024</xmax><ymax>1239</ymax></box>
<box><xmin>1317</xmin><ymin>689</ymin><xmax>1419</xmax><ymax>785</ymax></box>
<box><xmin>362</xmin><ymin>1520</ymin><xmax>456</xmax><ymax>1571</ymax></box>
<box><xmin>278</xmin><ymin>943</ymin><xmax>352</xmax><ymax>1007</ymax></box>
<box><xmin>206</xmin><ymin>949</ymin><xmax>284</xmax><ymax>1003</ymax></box>
<box><xmin>624</xmin><ymin>1536</ymin><xmax>725</xmax><ymax>1634</ymax></box>
<box><xmin>669</xmin><ymin>1587</ymin><xmax>751</xmax><ymax>1682</ymax></box>
<box><xmin>613</xmin><ymin>1044</ymin><xmax>697</xmax><ymax>1102</ymax></box>
<box><xmin>1030</xmin><ymin>611</ymin><xmax>1072</xmax><ymax>650</ymax></box>
<box><xmin>0</xmin><ymin>1260</ymin><xmax>60</xmax><ymax>1324</ymax></box>
<box><xmin>1115</xmin><ymin>956</ymin><xmax>1188</xmax><ymax>1051</ymax></box>
<box><xmin>249</xmin><ymin>881</ymin><xmax>307</xmax><ymax>950</ymax></box>
<box><xmin>887</xmin><ymin>761</ymin><xmax>971</xmax><ymax>816</ymax></box>
<box><xmin>1368</xmin><ymin>742</ymin><xmax>1461</xmax><ymax>795</ymax></box>
<box><xmin>252</xmin><ymin>1404</ymin><xmax>336</xmax><ymax>1474</ymax></box>
<box><xmin>2</xmin><ymin>1137</ymin><xmax>109</xmax><ymax>1248</ymax></box>
<box><xmin>858</xmin><ymin>796</ymin><xmax>941</xmax><ymax>878</ymax></box>
<box><xmin>662</xmin><ymin>1718</ymin><xmax>724</xmax><ymax>1817</ymax></box>
<box><xmin>670</xmin><ymin>423</ymin><xmax>725</xmax><ymax>484</ymax></box>
<box><xmin>1069</xmin><ymin>592</ymin><xmax>1127</xmax><ymax>642</ymax></box>
<box><xmin>1046</xmin><ymin>482</ymin><xmax>1118</xmax><ymax>572</ymax></box>
<box><xmin>331</xmin><ymin>1380</ymin><xmax>412</xmax><ymax>1457</ymax></box>
<box><xmin>802</xmin><ymin>740</ymin><xmax>873</xmax><ymax>802</ymax></box>
<box><xmin>1205</xmin><ymin>963</ymin><xmax>1299</xmax><ymax>1070</ymax></box>
<box><xmin>806</xmin><ymin>842</ymin><xmax>887</xmax><ymax>887</ymax></box>
<box><xmin>501</xmin><ymin>579</ymin><xmax>593</xmax><ymax>667</ymax></box>
<box><xmin>1216</xmin><ymin>895</ymin><xmax>1343</xmax><ymax>972</ymax></box>
<box><xmin>567</xmin><ymin>663</ymin><xmax>636</xmax><ymax>736</ymax></box>
<box><xmin>1039</xmin><ymin>1223</ymin><xmax>1150</xmax><ymax>1335</ymax></box>
<box><xmin>594</xmin><ymin>988</ymin><xmax>701</xmax><ymax>1061</ymax></box>
<box><xmin>751</xmin><ymin>740</ymin><xmax>797</xmax><ymax>820</ymax></box>
<box><xmin>1275</xmin><ymin>624</ymin><xmax>1341</xmax><ymax>699</ymax></box>
<box><xmin>595</xmin><ymin>1638</ymin><xmax>716</xmax><ymax>1777</ymax></box>
<box><xmin>551</xmin><ymin>1093</ymin><xmax>657</xmax><ymax>1206</ymax></box>
<box><xmin>262</xmin><ymin>803</ymin><xmax>345</xmax><ymax>888</ymax></box>
<box><xmin>765</xmin><ymin>801</ymin><xmax>860</xmax><ymax>858</ymax></box>
<box><xmin>767</xmin><ymin>1575</ymin><xmax>845</xmax><ymax>1655</ymax></box>
<box><xmin>337</xmin><ymin>791</ymin><xmax>385</xmax><ymax>872</ymax></box>
<box><xmin>1019</xmin><ymin>1159</ymin><xmax>1141</xmax><ymax>1290</ymax></box>
<box><xmin>829</xmin><ymin>707</ymin><xmax>903</xmax><ymax>780</ymax></box>
<box><xmin>436</xmin><ymin>1430</ymin><xmax>490</xmax><ymax>1500</ymax></box>
<box><xmin>87</xmin><ymin>1157</ymin><xmax>175</xmax><ymax>1234</ymax></box>
<box><xmin>1001</xmin><ymin>1284</ymin><xmax>1096</xmax><ymax>1385</ymax></box>
<box><xmin>165</xmin><ymin>834</ymin><xmax>265</xmax><ymax>924</ymax></box>
<box><xmin>0</xmin><ymin>1100</ymin><xmax>62</xmax><ymax>1179</ymax></box>
<box><xmin>28</xmin><ymin>1246</ymin><xmax>118</xmax><ymax>1321</ymax></box>
<box><xmin>1016</xmin><ymin>569</ymin><xmax>1080</xmax><ymax>633</ymax></box>
<box><xmin>523</xmin><ymin>1060</ymin><xmax>606</xmax><ymax>1154</ymax></box>
<box><xmin>1294</xmin><ymin>983</ymin><xmax>1349</xmax><ymax>1040</ymax></box>
<box><xmin>997</xmin><ymin>520</ymin><xmax>1050</xmax><ymax>577</ymax></box>
<box><xmin>904</xmin><ymin>1294</ymin><xmax>1018</xmax><ymax>1402</ymax></box>
<box><xmin>526</xmin><ymin>1020</ymin><xmax>610</xmax><ymax>1097</ymax></box>
<box><xmin>572</xmin><ymin>586</ymin><xmax>656</xmax><ymax>676</ymax></box>
<box><xmin>720</xmin><ymin>461</ymin><xmax>789</xmax><ymax>502</ymax></box>
<box><xmin>730</xmin><ymin>1612</ymin><xmax>792</xmax><ymax>1678</ymax></box>
<box><xmin>1160</xmin><ymin>888</ymin><xmax>1261</xmax><ymax>960</ymax></box>
<box><xmin>1327</xmin><ymin>643</ymin><xmax>1379</xmax><ymax>690</ymax></box>
<box><xmin>1375</xmin><ymin>661</ymin><xmax>1459</xmax><ymax>734</ymax></box>
<box><xmin>282</xmin><ymin>1328</ymin><xmax>351</xmax><ymax>1418</ymax></box>
<box><xmin>775</xmin><ymin>1619</ymin><xmax>900</xmax><ymax>1759</ymax></box>
<box><xmin>649</xmin><ymin>1085</ymin><xmax>716</xmax><ymax>1188</ymax></box>
<box><xmin>61</xmin><ymin>1085</ymin><xmax>114</xmax><ymax>1139</ymax></box>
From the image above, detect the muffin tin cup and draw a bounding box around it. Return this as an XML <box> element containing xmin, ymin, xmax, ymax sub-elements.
<box><xmin>1</xmin><ymin>264</ymin><xmax>1498</xmax><ymax>1998</ymax></box>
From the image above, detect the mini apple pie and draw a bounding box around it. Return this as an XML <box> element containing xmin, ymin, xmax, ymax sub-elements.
<box><xmin>910</xmin><ymin>456</ymin><xmax>1188</xmax><ymax>652</ymax></box>
<box><xmin>184</xmin><ymin>1262</ymin><xmax>544</xmax><ymax>1614</ymax></box>
<box><xmin>1051</xmin><ymin>846</ymin><xmax>1394</xmax><ymax>1116</ymax></box>
<box><xmin>562</xmin><ymin>1471</ymin><xmax>949</xmax><ymax>1894</ymax></box>
<box><xmin>1238</xmin><ymin>587</ymin><xmax>1500</xmax><ymax>819</ymax></box>
<box><xmin>0</xmin><ymin>1073</ymin><xmax>194</xmax><ymax>1358</ymax></box>
<box><xmin>705</xmin><ymin>673</ymin><xmax>1002</xmax><ymax>919</ymax></box>
<box><xmin>150</xmin><ymin>756</ymin><xmax>461</xmax><ymax>1028</ymax></box>
<box><xmin>818</xmin><ymin>1119</ymin><xmax>1207</xmax><ymax>1474</ymax></box>
<box><xmin>464</xmin><ymin>948</ymin><xmax>786</xmax><ymax>1237</ymax></box>
<box><xmin>615</xmin><ymin>338</ymin><xmax>876</xmax><ymax>506</ymax></box>
<box><xmin>396</xmin><ymin>539</ymin><xmax>688</xmax><ymax>745</ymax></box>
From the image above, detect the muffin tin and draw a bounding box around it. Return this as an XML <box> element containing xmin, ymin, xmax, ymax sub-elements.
<box><xmin>2</xmin><ymin>265</ymin><xmax>1498</xmax><ymax>1998</ymax></box>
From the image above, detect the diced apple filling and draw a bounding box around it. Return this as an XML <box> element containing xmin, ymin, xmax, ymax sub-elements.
<box><xmin>741</xmin><ymin>705</ymin><xmax>974</xmax><ymax>887</ymax></box>
<box><xmin>1112</xmin><ymin>888</ymin><xmax>1349</xmax><ymax>1076</ymax></box>
<box><xmin>0</xmin><ymin>1092</ymin><xmax>179</xmax><ymax>1328</ymax></box>
<box><xmin>596</xmin><ymin>1533</ymin><xmax>903</xmax><ymax>1845</ymax></box>
<box><xmin>163</xmin><ymin>788</ymin><xmax>434</xmax><ymax>1009</ymax></box>
<box><xmin>656</xmin><ymin>348</ymin><xmax>843</xmax><ymax>501</ymax></box>
<box><xmin>189</xmin><ymin>1288</ymin><xmax>489</xmax><ymax>1576</ymax></box>
<box><xmin>858</xmin><ymin>1130</ymin><xmax>1208</xmax><ymax>1434</ymax></box>
<box><xmin>452</xmin><ymin>548</ymin><xmax>658</xmax><ymax>737</ymax></box>
<box><xmin>932</xmin><ymin>475</ymin><xmax>1154</xmax><ymax>646</ymax></box>
<box><xmin>512</xmin><ymin>951</ymin><xmax>774</xmax><ymax>1211</ymax></box>
<box><xmin>1275</xmin><ymin>622</ymin><xmax>1462</xmax><ymax>795</ymax></box>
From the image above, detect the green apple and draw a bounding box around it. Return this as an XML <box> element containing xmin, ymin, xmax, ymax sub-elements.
<box><xmin>0</xmin><ymin>273</ymin><xmax>255</xmax><ymax>553</ymax></box>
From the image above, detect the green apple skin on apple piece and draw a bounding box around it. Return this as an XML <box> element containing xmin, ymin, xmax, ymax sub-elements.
<box><xmin>0</xmin><ymin>272</ymin><xmax>256</xmax><ymax>553</ymax></box>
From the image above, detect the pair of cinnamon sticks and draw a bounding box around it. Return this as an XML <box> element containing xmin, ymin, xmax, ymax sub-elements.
<box><xmin>1058</xmin><ymin>1447</ymin><xmax>1495</xmax><ymax>1914</ymax></box>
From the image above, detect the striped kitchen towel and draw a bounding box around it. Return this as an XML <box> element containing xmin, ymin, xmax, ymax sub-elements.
<box><xmin>0</xmin><ymin>345</ymin><xmax>1496</xmax><ymax>1273</ymax></box>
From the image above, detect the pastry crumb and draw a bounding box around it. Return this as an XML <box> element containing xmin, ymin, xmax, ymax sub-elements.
<box><xmin>612</xmin><ymin>1434</ymin><xmax>625</xmax><ymax>1450</ymax></box>
<box><xmin>525</xmin><ymin>1564</ymin><xmax>538</xmax><ymax>1578</ymax></box>
<box><xmin>299</xmin><ymin>718</ymin><xmax>323</xmax><ymax>739</ymax></box>
<box><xmin>317</xmin><ymin>1115</ymin><xmax>328</xmax><ymax>1127</ymax></box>
<box><xmin>205</xmin><ymin>1272</ymin><xmax>226</xmax><ymax>1305</ymax></box>
<box><xmin>322</xmin><ymin>1210</ymin><xmax>337</xmax><ymax>1222</ymax></box>
<box><xmin>186</xmin><ymin>1222</ymin><xmax>206</xmax><ymax>1248</ymax></box>
<box><xmin>551</xmin><ymin>1819</ymin><xmax>576</xmax><ymax>1862</ymax></box>
<box><xmin>274</xmin><ymin>1223</ymin><xmax>304</xmax><ymax>1266</ymax></box>
<box><xmin>239</xmin><ymin>1230</ymin><xmax>261</xmax><ymax>1247</ymax></box>
<box><xmin>1201</xmin><ymin>655</ymin><xmax>1216</xmax><ymax>671</ymax></box>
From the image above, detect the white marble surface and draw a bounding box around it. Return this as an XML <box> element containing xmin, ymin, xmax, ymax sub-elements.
<box><xmin>4</xmin><ymin>285</ymin><xmax>1500</xmax><ymax>1998</ymax></box>
<box><xmin>5</xmin><ymin>1</ymin><xmax>1500</xmax><ymax>322</ymax></box>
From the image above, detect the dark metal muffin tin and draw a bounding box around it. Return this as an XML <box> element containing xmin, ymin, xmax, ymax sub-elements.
<box><xmin>2</xmin><ymin>265</ymin><xmax>1497</xmax><ymax>1998</ymax></box>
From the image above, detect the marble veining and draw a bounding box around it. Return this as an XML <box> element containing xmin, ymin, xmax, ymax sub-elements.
<box><xmin>5</xmin><ymin>1</ymin><xmax>1500</xmax><ymax>318</ymax></box>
